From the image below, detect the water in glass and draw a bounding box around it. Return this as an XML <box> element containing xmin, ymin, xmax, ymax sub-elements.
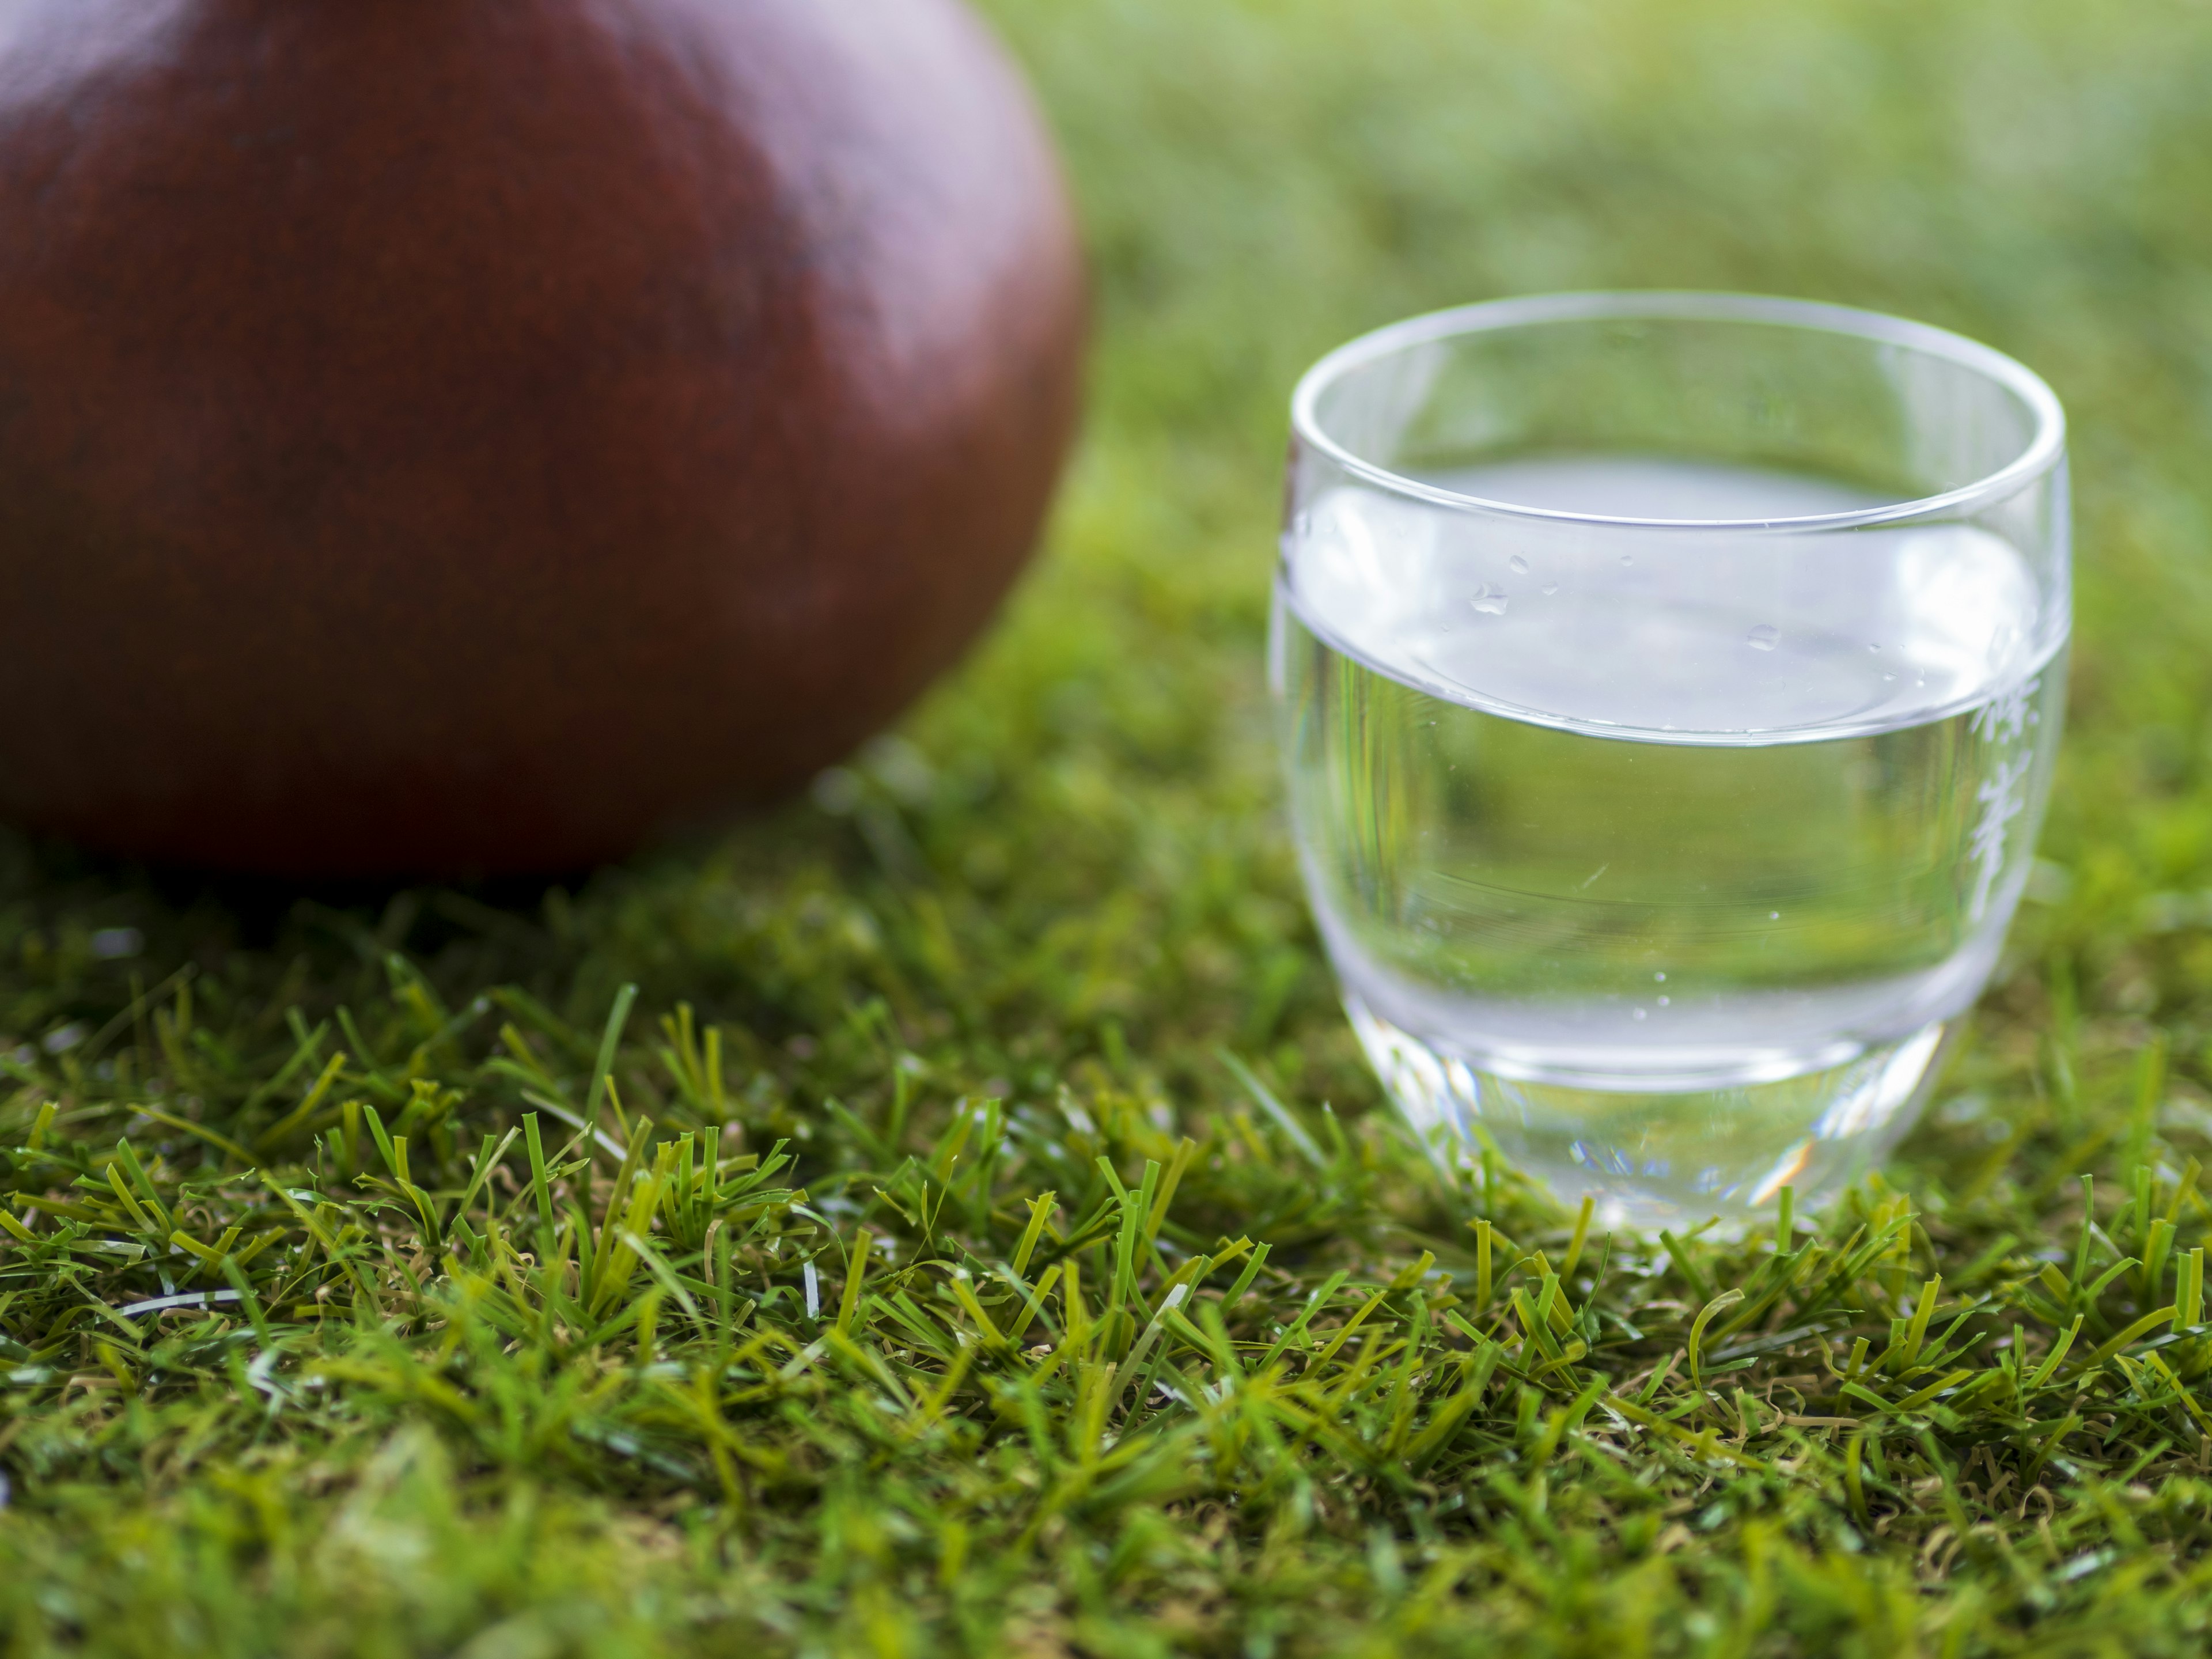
<box><xmin>1275</xmin><ymin>454</ymin><xmax>2065</xmax><ymax>1226</ymax></box>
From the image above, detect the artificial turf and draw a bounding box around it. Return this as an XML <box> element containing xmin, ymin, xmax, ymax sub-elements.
<box><xmin>7</xmin><ymin>0</ymin><xmax>2212</xmax><ymax>1652</ymax></box>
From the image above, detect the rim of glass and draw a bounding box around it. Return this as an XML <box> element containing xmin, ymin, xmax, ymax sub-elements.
<box><xmin>1289</xmin><ymin>291</ymin><xmax>2067</xmax><ymax>531</ymax></box>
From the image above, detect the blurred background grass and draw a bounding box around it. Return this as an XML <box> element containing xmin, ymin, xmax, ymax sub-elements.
<box><xmin>9</xmin><ymin>1</ymin><xmax>2212</xmax><ymax>1653</ymax></box>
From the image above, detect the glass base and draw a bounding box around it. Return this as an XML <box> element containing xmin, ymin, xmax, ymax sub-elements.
<box><xmin>1346</xmin><ymin>993</ymin><xmax>1952</xmax><ymax>1231</ymax></box>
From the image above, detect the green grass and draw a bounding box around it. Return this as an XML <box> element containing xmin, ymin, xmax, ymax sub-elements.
<box><xmin>9</xmin><ymin>0</ymin><xmax>2212</xmax><ymax>1652</ymax></box>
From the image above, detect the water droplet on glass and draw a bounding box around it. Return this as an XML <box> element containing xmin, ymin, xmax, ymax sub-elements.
<box><xmin>1657</xmin><ymin>996</ymin><xmax>1669</xmax><ymax>1007</ymax></box>
<box><xmin>1882</xmin><ymin>672</ymin><xmax>1895</xmax><ymax>682</ymax></box>
<box><xmin>1509</xmin><ymin>555</ymin><xmax>1529</xmax><ymax>575</ymax></box>
<box><xmin>1654</xmin><ymin>972</ymin><xmax>1666</xmax><ymax>982</ymax></box>
<box><xmin>1747</xmin><ymin>624</ymin><xmax>1779</xmax><ymax>651</ymax></box>
<box><xmin>1769</xmin><ymin>911</ymin><xmax>1781</xmax><ymax>921</ymax></box>
<box><xmin>1620</xmin><ymin>554</ymin><xmax>1634</xmax><ymax>566</ymax></box>
<box><xmin>1869</xmin><ymin>642</ymin><xmax>1881</xmax><ymax>653</ymax></box>
<box><xmin>1632</xmin><ymin>1007</ymin><xmax>1647</xmax><ymax>1021</ymax></box>
<box><xmin>1541</xmin><ymin>585</ymin><xmax>1559</xmax><ymax>596</ymax></box>
<box><xmin>1469</xmin><ymin>584</ymin><xmax>1508</xmax><ymax>616</ymax></box>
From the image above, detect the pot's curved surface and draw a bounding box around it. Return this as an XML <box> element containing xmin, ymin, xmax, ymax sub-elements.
<box><xmin>0</xmin><ymin>0</ymin><xmax>1086</xmax><ymax>873</ymax></box>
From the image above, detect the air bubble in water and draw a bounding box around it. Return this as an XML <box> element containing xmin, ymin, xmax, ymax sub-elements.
<box><xmin>1747</xmin><ymin>624</ymin><xmax>1779</xmax><ymax>651</ymax></box>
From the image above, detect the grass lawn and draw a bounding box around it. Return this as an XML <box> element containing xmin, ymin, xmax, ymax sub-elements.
<box><xmin>9</xmin><ymin>0</ymin><xmax>2212</xmax><ymax>1652</ymax></box>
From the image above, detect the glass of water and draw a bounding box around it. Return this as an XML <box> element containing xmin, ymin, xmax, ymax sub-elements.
<box><xmin>1272</xmin><ymin>293</ymin><xmax>2068</xmax><ymax>1227</ymax></box>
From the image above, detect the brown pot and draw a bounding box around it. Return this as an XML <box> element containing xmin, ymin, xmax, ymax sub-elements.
<box><xmin>0</xmin><ymin>0</ymin><xmax>1085</xmax><ymax>875</ymax></box>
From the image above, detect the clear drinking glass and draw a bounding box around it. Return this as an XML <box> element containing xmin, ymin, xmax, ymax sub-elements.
<box><xmin>1271</xmin><ymin>293</ymin><xmax>2069</xmax><ymax>1228</ymax></box>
